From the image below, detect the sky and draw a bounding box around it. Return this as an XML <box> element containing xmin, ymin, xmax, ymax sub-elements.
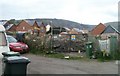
<box><xmin>0</xmin><ymin>0</ymin><xmax>119</xmax><ymax>25</ymax></box>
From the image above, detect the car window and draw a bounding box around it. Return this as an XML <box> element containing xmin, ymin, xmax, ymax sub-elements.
<box><xmin>0</xmin><ymin>32</ymin><xmax>7</xmax><ymax>46</ymax></box>
<box><xmin>7</xmin><ymin>36</ymin><xmax>17</xmax><ymax>43</ymax></box>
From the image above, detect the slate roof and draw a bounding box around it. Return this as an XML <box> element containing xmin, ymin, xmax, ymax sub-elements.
<box><xmin>0</xmin><ymin>22</ymin><xmax>5</xmax><ymax>25</ymax></box>
<box><xmin>3</xmin><ymin>21</ymin><xmax>12</xmax><ymax>29</ymax></box>
<box><xmin>25</xmin><ymin>19</ymin><xmax>46</xmax><ymax>26</ymax></box>
<box><xmin>25</xmin><ymin>20</ymin><xmax>35</xmax><ymax>26</ymax></box>
<box><xmin>102</xmin><ymin>25</ymin><xmax>120</xmax><ymax>34</ymax></box>
<box><xmin>104</xmin><ymin>22</ymin><xmax>118</xmax><ymax>31</ymax></box>
<box><xmin>0</xmin><ymin>20</ymin><xmax>7</xmax><ymax>25</ymax></box>
<box><xmin>6</xmin><ymin>24</ymin><xmax>14</xmax><ymax>30</ymax></box>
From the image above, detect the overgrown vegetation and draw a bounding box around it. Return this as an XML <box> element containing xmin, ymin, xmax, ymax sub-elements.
<box><xmin>23</xmin><ymin>34</ymin><xmax>88</xmax><ymax>60</ymax></box>
<box><xmin>87</xmin><ymin>35</ymin><xmax>120</xmax><ymax>62</ymax></box>
<box><xmin>24</xmin><ymin>34</ymin><xmax>51</xmax><ymax>54</ymax></box>
<box><xmin>96</xmin><ymin>51</ymin><xmax>112</xmax><ymax>62</ymax></box>
<box><xmin>22</xmin><ymin>33</ymin><xmax>120</xmax><ymax>61</ymax></box>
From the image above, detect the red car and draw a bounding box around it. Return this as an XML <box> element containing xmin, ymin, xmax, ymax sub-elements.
<box><xmin>7</xmin><ymin>35</ymin><xmax>29</xmax><ymax>53</ymax></box>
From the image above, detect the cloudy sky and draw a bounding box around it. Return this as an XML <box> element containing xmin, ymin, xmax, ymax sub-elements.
<box><xmin>0</xmin><ymin>0</ymin><xmax>119</xmax><ymax>25</ymax></box>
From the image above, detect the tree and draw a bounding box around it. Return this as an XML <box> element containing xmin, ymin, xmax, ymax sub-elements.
<box><xmin>8</xmin><ymin>19</ymin><xmax>15</xmax><ymax>24</ymax></box>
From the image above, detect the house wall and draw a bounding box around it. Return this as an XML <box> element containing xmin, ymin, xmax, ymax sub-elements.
<box><xmin>39</xmin><ymin>23</ymin><xmax>46</xmax><ymax>36</ymax></box>
<box><xmin>16</xmin><ymin>20</ymin><xmax>32</xmax><ymax>33</ymax></box>
<box><xmin>33</xmin><ymin>21</ymin><xmax>40</xmax><ymax>29</ymax></box>
<box><xmin>32</xmin><ymin>21</ymin><xmax>40</xmax><ymax>34</ymax></box>
<box><xmin>101</xmin><ymin>33</ymin><xmax>119</xmax><ymax>40</ymax></box>
<box><xmin>7</xmin><ymin>25</ymin><xmax>16</xmax><ymax>32</ymax></box>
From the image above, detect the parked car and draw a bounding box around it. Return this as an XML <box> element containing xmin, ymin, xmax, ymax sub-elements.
<box><xmin>7</xmin><ymin>35</ymin><xmax>29</xmax><ymax>53</ymax></box>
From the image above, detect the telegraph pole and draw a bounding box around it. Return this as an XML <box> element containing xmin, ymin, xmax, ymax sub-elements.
<box><xmin>50</xmin><ymin>21</ymin><xmax>53</xmax><ymax>52</ymax></box>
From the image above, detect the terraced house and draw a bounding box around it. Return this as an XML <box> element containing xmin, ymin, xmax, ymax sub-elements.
<box><xmin>15</xmin><ymin>20</ymin><xmax>33</xmax><ymax>33</ymax></box>
<box><xmin>3</xmin><ymin>20</ymin><xmax>47</xmax><ymax>36</ymax></box>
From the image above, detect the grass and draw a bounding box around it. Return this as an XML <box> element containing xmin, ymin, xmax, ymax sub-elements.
<box><xmin>29</xmin><ymin>50</ymin><xmax>91</xmax><ymax>61</ymax></box>
<box><xmin>46</xmin><ymin>53</ymin><xmax>65</xmax><ymax>59</ymax></box>
<box><xmin>29</xmin><ymin>49</ymin><xmax>120</xmax><ymax>62</ymax></box>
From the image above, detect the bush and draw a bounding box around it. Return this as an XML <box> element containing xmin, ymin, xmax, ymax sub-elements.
<box><xmin>23</xmin><ymin>34</ymin><xmax>53</xmax><ymax>54</ymax></box>
<box><xmin>24</xmin><ymin>34</ymin><xmax>42</xmax><ymax>53</ymax></box>
<box><xmin>110</xmin><ymin>50</ymin><xmax>120</xmax><ymax>60</ymax></box>
<box><xmin>96</xmin><ymin>51</ymin><xmax>112</xmax><ymax>62</ymax></box>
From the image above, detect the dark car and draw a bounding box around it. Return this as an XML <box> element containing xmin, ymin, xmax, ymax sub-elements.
<box><xmin>7</xmin><ymin>35</ymin><xmax>29</xmax><ymax>53</ymax></box>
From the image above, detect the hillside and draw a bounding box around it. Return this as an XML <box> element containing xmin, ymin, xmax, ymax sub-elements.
<box><xmin>0</xmin><ymin>18</ymin><xmax>96</xmax><ymax>31</ymax></box>
<box><xmin>25</xmin><ymin>18</ymin><xmax>96</xmax><ymax>31</ymax></box>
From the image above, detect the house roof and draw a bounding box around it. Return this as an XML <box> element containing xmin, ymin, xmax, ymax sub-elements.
<box><xmin>3</xmin><ymin>21</ymin><xmax>11</xmax><ymax>28</ymax></box>
<box><xmin>40</xmin><ymin>22</ymin><xmax>46</xmax><ymax>27</ymax></box>
<box><xmin>68</xmin><ymin>29</ymin><xmax>79</xmax><ymax>34</ymax></box>
<box><xmin>102</xmin><ymin>25</ymin><xmax>120</xmax><ymax>34</ymax></box>
<box><xmin>3</xmin><ymin>20</ymin><xmax>21</xmax><ymax>28</ymax></box>
<box><xmin>60</xmin><ymin>32</ymin><xmax>68</xmax><ymax>35</ymax></box>
<box><xmin>104</xmin><ymin>21</ymin><xmax>120</xmax><ymax>34</ymax></box>
<box><xmin>91</xmin><ymin>23</ymin><xmax>106</xmax><ymax>36</ymax></box>
<box><xmin>3</xmin><ymin>21</ymin><xmax>16</xmax><ymax>30</ymax></box>
<box><xmin>25</xmin><ymin>20</ymin><xmax>35</xmax><ymax>26</ymax></box>
<box><xmin>104</xmin><ymin>22</ymin><xmax>119</xmax><ymax>32</ymax></box>
<box><xmin>64</xmin><ymin>27</ymin><xmax>70</xmax><ymax>31</ymax></box>
<box><xmin>72</xmin><ymin>28</ymin><xmax>81</xmax><ymax>33</ymax></box>
<box><xmin>25</xmin><ymin>19</ymin><xmax>47</xmax><ymax>26</ymax></box>
<box><xmin>0</xmin><ymin>21</ymin><xmax>7</xmax><ymax>25</ymax></box>
<box><xmin>7</xmin><ymin>24</ymin><xmax>17</xmax><ymax>31</ymax></box>
<box><xmin>81</xmin><ymin>30</ymin><xmax>89</xmax><ymax>34</ymax></box>
<box><xmin>6</xmin><ymin>24</ymin><xmax>14</xmax><ymax>30</ymax></box>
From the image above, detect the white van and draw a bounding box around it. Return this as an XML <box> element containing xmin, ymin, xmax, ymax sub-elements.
<box><xmin>0</xmin><ymin>25</ymin><xmax>10</xmax><ymax>58</ymax></box>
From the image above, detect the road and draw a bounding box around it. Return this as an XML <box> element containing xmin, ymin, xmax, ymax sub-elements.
<box><xmin>0</xmin><ymin>59</ymin><xmax>2</xmax><ymax>75</ymax></box>
<box><xmin>22</xmin><ymin>54</ymin><xmax>118</xmax><ymax>74</ymax></box>
<box><xmin>0</xmin><ymin>53</ymin><xmax>118</xmax><ymax>75</ymax></box>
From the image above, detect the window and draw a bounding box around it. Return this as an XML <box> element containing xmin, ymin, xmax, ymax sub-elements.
<box><xmin>23</xmin><ymin>27</ymin><xmax>25</xmax><ymax>30</ymax></box>
<box><xmin>0</xmin><ymin>32</ymin><xmax>7</xmax><ymax>46</ymax></box>
<box><xmin>7</xmin><ymin>36</ymin><xmax>17</xmax><ymax>43</ymax></box>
